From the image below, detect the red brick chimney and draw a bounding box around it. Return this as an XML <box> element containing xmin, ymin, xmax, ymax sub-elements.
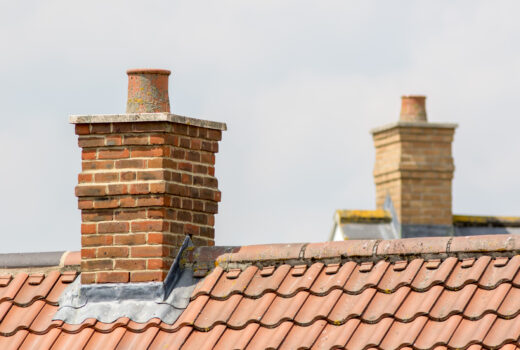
<box><xmin>71</xmin><ymin>69</ymin><xmax>226</xmax><ymax>284</ymax></box>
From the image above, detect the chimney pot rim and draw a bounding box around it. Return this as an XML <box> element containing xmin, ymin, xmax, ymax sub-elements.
<box><xmin>401</xmin><ymin>95</ymin><xmax>426</xmax><ymax>99</ymax></box>
<box><xmin>127</xmin><ymin>68</ymin><xmax>171</xmax><ymax>76</ymax></box>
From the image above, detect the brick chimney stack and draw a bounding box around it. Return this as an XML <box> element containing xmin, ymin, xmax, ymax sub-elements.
<box><xmin>372</xmin><ymin>96</ymin><xmax>457</xmax><ymax>237</ymax></box>
<box><xmin>71</xmin><ymin>69</ymin><xmax>226</xmax><ymax>284</ymax></box>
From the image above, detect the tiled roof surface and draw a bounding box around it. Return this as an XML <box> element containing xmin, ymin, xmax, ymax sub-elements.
<box><xmin>3</xmin><ymin>235</ymin><xmax>520</xmax><ymax>349</ymax></box>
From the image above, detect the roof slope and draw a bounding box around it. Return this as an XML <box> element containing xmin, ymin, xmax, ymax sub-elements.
<box><xmin>3</xmin><ymin>235</ymin><xmax>520</xmax><ymax>349</ymax></box>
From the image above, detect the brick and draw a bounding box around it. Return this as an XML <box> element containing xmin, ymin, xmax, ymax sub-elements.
<box><xmin>136</xmin><ymin>195</ymin><xmax>166</xmax><ymax>207</ymax></box>
<box><xmin>130</xmin><ymin>271</ymin><xmax>166</xmax><ymax>282</ymax></box>
<box><xmin>131</xmin><ymin>220</ymin><xmax>167</xmax><ymax>232</ymax></box>
<box><xmin>82</xmin><ymin>149</ymin><xmax>97</xmax><ymax>160</ymax></box>
<box><xmin>76</xmin><ymin>185</ymin><xmax>106</xmax><ymax>197</ymax></box>
<box><xmin>107</xmin><ymin>184</ymin><xmax>128</xmax><ymax>195</ymax></box>
<box><xmin>147</xmin><ymin>158</ymin><xmax>166</xmax><ymax>169</ymax></box>
<box><xmin>78</xmin><ymin>200</ymin><xmax>94</xmax><ymax>210</ymax></box>
<box><xmin>203</xmin><ymin>177</ymin><xmax>218</xmax><ymax>188</ymax></box>
<box><xmin>172</xmin><ymin>124</ymin><xmax>188</xmax><ymax>135</ymax></box>
<box><xmin>119</xmin><ymin>196</ymin><xmax>136</xmax><ymax>208</ymax></box>
<box><xmin>105</xmin><ymin>135</ymin><xmax>122</xmax><ymax>146</ymax></box>
<box><xmin>179</xmin><ymin>137</ymin><xmax>190</xmax><ymax>148</ymax></box>
<box><xmin>116</xmin><ymin>159</ymin><xmax>146</xmax><ymax>169</ymax></box>
<box><xmin>82</xmin><ymin>234</ymin><xmax>113</xmax><ymax>246</ymax></box>
<box><xmin>193</xmin><ymin>164</ymin><xmax>207</xmax><ymax>174</ymax></box>
<box><xmin>81</xmin><ymin>223</ymin><xmax>97</xmax><ymax>235</ymax></box>
<box><xmin>131</xmin><ymin>146</ymin><xmax>167</xmax><ymax>158</ymax></box>
<box><xmin>207</xmin><ymin>129</ymin><xmax>222</xmax><ymax>141</ymax></box>
<box><xmin>147</xmin><ymin>258</ymin><xmax>172</xmax><ymax>270</ymax></box>
<box><xmin>201</xmin><ymin>153</ymin><xmax>215</xmax><ymax>165</ymax></box>
<box><xmin>186</xmin><ymin>151</ymin><xmax>200</xmax><ymax>162</ymax></box>
<box><xmin>79</xmin><ymin>137</ymin><xmax>105</xmax><ymax>148</ymax></box>
<box><xmin>129</xmin><ymin>183</ymin><xmax>149</xmax><ymax>195</ymax></box>
<box><xmin>91</xmin><ymin>124</ymin><xmax>112</xmax><ymax>134</ymax></box>
<box><xmin>123</xmin><ymin>135</ymin><xmax>149</xmax><ymax>145</ymax></box>
<box><xmin>75</xmin><ymin>124</ymin><xmax>90</xmax><ymax>135</ymax></box>
<box><xmin>138</xmin><ymin>170</ymin><xmax>165</xmax><ymax>181</ymax></box>
<box><xmin>131</xmin><ymin>245</ymin><xmax>170</xmax><ymax>258</ymax></box>
<box><xmin>147</xmin><ymin>208</ymin><xmax>167</xmax><ymax>219</ymax></box>
<box><xmin>149</xmin><ymin>135</ymin><xmax>168</xmax><ymax>145</ymax></box>
<box><xmin>172</xmin><ymin>149</ymin><xmax>185</xmax><ymax>160</ymax></box>
<box><xmin>81</xmin><ymin>259</ymin><xmax>113</xmax><ymax>271</ymax></box>
<box><xmin>199</xmin><ymin>226</ymin><xmax>215</xmax><ymax>239</ymax></box>
<box><xmin>187</xmin><ymin>126</ymin><xmax>198</xmax><ymax>137</ymax></box>
<box><xmin>81</xmin><ymin>273</ymin><xmax>96</xmax><ymax>284</ymax></box>
<box><xmin>120</xmin><ymin>171</ymin><xmax>136</xmax><ymax>181</ymax></box>
<box><xmin>98</xmin><ymin>148</ymin><xmax>130</xmax><ymax>159</ymax></box>
<box><xmin>193</xmin><ymin>200</ymin><xmax>204</xmax><ymax>212</ymax></box>
<box><xmin>94</xmin><ymin>172</ymin><xmax>119</xmax><ymax>183</ymax></box>
<box><xmin>150</xmin><ymin>182</ymin><xmax>166</xmax><ymax>194</ymax></box>
<box><xmin>93</xmin><ymin>198</ymin><xmax>119</xmax><ymax>209</ymax></box>
<box><xmin>98</xmin><ymin>222</ymin><xmax>129</xmax><ymax>234</ymax></box>
<box><xmin>115</xmin><ymin>259</ymin><xmax>146</xmax><ymax>270</ymax></box>
<box><xmin>97</xmin><ymin>271</ymin><xmax>129</xmax><ymax>283</ymax></box>
<box><xmin>133</xmin><ymin>122</ymin><xmax>171</xmax><ymax>133</ymax></box>
<box><xmin>190</xmin><ymin>139</ymin><xmax>202</xmax><ymax>150</ymax></box>
<box><xmin>82</xmin><ymin>160</ymin><xmax>115</xmax><ymax>171</ymax></box>
<box><xmin>114</xmin><ymin>233</ymin><xmax>146</xmax><ymax>245</ymax></box>
<box><xmin>78</xmin><ymin>173</ymin><xmax>93</xmax><ymax>183</ymax></box>
<box><xmin>82</xmin><ymin>210</ymin><xmax>113</xmax><ymax>222</ymax></box>
<box><xmin>169</xmin><ymin>222</ymin><xmax>184</xmax><ymax>234</ymax></box>
<box><xmin>181</xmin><ymin>199</ymin><xmax>193</xmax><ymax>210</ymax></box>
<box><xmin>193</xmin><ymin>213</ymin><xmax>207</xmax><ymax>225</ymax></box>
<box><xmin>97</xmin><ymin>246</ymin><xmax>129</xmax><ymax>258</ymax></box>
<box><xmin>112</xmin><ymin>123</ymin><xmax>133</xmax><ymax>133</ymax></box>
<box><xmin>181</xmin><ymin>174</ymin><xmax>192</xmax><ymax>185</ymax></box>
<box><xmin>81</xmin><ymin>248</ymin><xmax>96</xmax><ymax>259</ymax></box>
<box><xmin>177</xmin><ymin>211</ymin><xmax>192</xmax><ymax>222</ymax></box>
<box><xmin>115</xmin><ymin>209</ymin><xmax>147</xmax><ymax>221</ymax></box>
<box><xmin>184</xmin><ymin>223</ymin><xmax>200</xmax><ymax>235</ymax></box>
<box><xmin>147</xmin><ymin>233</ymin><xmax>167</xmax><ymax>244</ymax></box>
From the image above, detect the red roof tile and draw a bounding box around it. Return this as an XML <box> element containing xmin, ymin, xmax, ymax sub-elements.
<box><xmin>3</xmin><ymin>234</ymin><xmax>520</xmax><ymax>348</ymax></box>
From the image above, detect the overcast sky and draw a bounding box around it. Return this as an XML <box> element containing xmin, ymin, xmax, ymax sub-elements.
<box><xmin>0</xmin><ymin>1</ymin><xmax>519</xmax><ymax>253</ymax></box>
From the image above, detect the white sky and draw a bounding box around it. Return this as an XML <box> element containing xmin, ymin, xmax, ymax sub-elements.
<box><xmin>0</xmin><ymin>1</ymin><xmax>519</xmax><ymax>253</ymax></box>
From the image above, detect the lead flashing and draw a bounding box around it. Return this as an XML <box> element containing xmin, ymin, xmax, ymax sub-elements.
<box><xmin>54</xmin><ymin>237</ymin><xmax>197</xmax><ymax>325</ymax></box>
<box><xmin>69</xmin><ymin>113</ymin><xmax>227</xmax><ymax>131</ymax></box>
<box><xmin>370</xmin><ymin>121</ymin><xmax>458</xmax><ymax>134</ymax></box>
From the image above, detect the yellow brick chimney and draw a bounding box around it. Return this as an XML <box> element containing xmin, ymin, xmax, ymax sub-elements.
<box><xmin>371</xmin><ymin>96</ymin><xmax>457</xmax><ymax>237</ymax></box>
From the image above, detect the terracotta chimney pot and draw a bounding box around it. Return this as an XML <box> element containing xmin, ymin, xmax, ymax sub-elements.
<box><xmin>400</xmin><ymin>95</ymin><xmax>427</xmax><ymax>122</ymax></box>
<box><xmin>126</xmin><ymin>69</ymin><xmax>171</xmax><ymax>113</ymax></box>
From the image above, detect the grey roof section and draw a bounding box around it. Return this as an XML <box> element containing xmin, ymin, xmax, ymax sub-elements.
<box><xmin>370</xmin><ymin>121</ymin><xmax>458</xmax><ymax>134</ymax></box>
<box><xmin>339</xmin><ymin>222</ymin><xmax>398</xmax><ymax>240</ymax></box>
<box><xmin>54</xmin><ymin>236</ymin><xmax>200</xmax><ymax>324</ymax></box>
<box><xmin>455</xmin><ymin>226</ymin><xmax>520</xmax><ymax>236</ymax></box>
<box><xmin>0</xmin><ymin>251</ymin><xmax>65</xmax><ymax>268</ymax></box>
<box><xmin>401</xmin><ymin>224</ymin><xmax>453</xmax><ymax>238</ymax></box>
<box><xmin>69</xmin><ymin>113</ymin><xmax>227</xmax><ymax>131</ymax></box>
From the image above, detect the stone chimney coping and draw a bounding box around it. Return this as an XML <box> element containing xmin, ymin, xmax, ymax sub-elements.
<box><xmin>370</xmin><ymin>121</ymin><xmax>458</xmax><ymax>134</ymax></box>
<box><xmin>69</xmin><ymin>113</ymin><xmax>227</xmax><ymax>131</ymax></box>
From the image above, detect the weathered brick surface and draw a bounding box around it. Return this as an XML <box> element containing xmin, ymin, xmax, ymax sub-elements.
<box><xmin>373</xmin><ymin>124</ymin><xmax>455</xmax><ymax>226</ymax></box>
<box><xmin>75</xmin><ymin>121</ymin><xmax>222</xmax><ymax>284</ymax></box>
